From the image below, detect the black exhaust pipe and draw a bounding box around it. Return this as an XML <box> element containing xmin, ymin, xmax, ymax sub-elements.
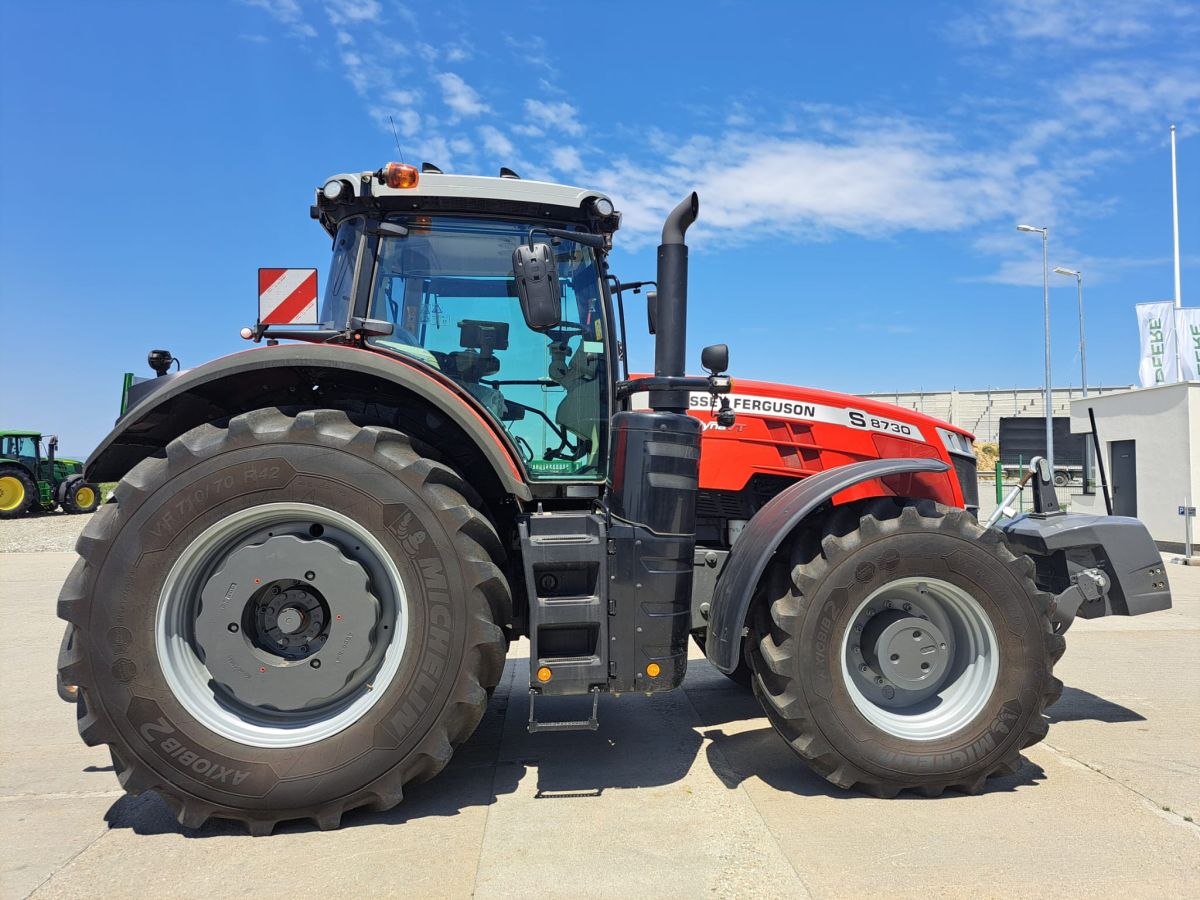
<box><xmin>651</xmin><ymin>192</ymin><xmax>699</xmax><ymax>412</ymax></box>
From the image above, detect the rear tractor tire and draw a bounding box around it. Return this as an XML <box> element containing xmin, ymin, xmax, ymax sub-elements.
<box><xmin>0</xmin><ymin>466</ymin><xmax>35</xmax><ymax>519</ymax></box>
<box><xmin>748</xmin><ymin>498</ymin><xmax>1063</xmax><ymax>797</ymax></box>
<box><xmin>57</xmin><ymin>407</ymin><xmax>508</xmax><ymax>833</ymax></box>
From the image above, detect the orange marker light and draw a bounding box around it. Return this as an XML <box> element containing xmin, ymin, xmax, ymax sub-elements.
<box><xmin>536</xmin><ymin>666</ymin><xmax>553</xmax><ymax>683</ymax></box>
<box><xmin>646</xmin><ymin>663</ymin><xmax>662</xmax><ymax>678</ymax></box>
<box><xmin>383</xmin><ymin>162</ymin><xmax>419</xmax><ymax>189</ymax></box>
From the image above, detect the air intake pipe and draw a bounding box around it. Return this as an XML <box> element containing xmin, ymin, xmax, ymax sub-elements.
<box><xmin>651</xmin><ymin>192</ymin><xmax>699</xmax><ymax>412</ymax></box>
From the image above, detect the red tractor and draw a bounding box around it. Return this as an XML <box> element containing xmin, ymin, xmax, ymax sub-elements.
<box><xmin>58</xmin><ymin>164</ymin><xmax>1171</xmax><ymax>833</ymax></box>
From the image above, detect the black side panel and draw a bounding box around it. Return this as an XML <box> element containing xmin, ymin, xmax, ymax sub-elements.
<box><xmin>704</xmin><ymin>457</ymin><xmax>951</xmax><ymax>674</ymax></box>
<box><xmin>607</xmin><ymin>410</ymin><xmax>701</xmax><ymax>535</ymax></box>
<box><xmin>605</xmin><ymin>409</ymin><xmax>701</xmax><ymax>693</ymax></box>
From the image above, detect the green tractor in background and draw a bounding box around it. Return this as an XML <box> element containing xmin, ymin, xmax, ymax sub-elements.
<box><xmin>0</xmin><ymin>431</ymin><xmax>100</xmax><ymax>519</ymax></box>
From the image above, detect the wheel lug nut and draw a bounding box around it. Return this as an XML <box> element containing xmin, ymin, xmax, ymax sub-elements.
<box><xmin>852</xmin><ymin>645</ymin><xmax>861</xmax><ymax>655</ymax></box>
<box><xmin>874</xmin><ymin>676</ymin><xmax>885</xmax><ymax>685</ymax></box>
<box><xmin>310</xmin><ymin>659</ymin><xmax>321</xmax><ymax>668</ymax></box>
<box><xmin>305</xmin><ymin>571</ymin><xmax>315</xmax><ymax>581</ymax></box>
<box><xmin>902</xmin><ymin>603</ymin><xmax>912</xmax><ymax>612</ymax></box>
<box><xmin>882</xmin><ymin>599</ymin><xmax>892</xmax><ymax>608</ymax></box>
<box><xmin>227</xmin><ymin>623</ymin><xmax>239</xmax><ymax>633</ymax></box>
<box><xmin>859</xmin><ymin>664</ymin><xmax>870</xmax><ymax>674</ymax></box>
<box><xmin>853</xmin><ymin>624</ymin><xmax>863</xmax><ymax>633</ymax></box>
<box><xmin>890</xmin><ymin>653</ymin><xmax>899</xmax><ymax>662</ymax></box>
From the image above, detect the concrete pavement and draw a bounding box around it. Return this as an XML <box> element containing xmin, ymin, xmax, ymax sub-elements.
<box><xmin>1</xmin><ymin>552</ymin><xmax>1197</xmax><ymax>899</ymax></box>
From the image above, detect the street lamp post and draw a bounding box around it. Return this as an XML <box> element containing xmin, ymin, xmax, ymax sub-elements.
<box><xmin>1055</xmin><ymin>266</ymin><xmax>1088</xmax><ymax>489</ymax></box>
<box><xmin>1018</xmin><ymin>224</ymin><xmax>1053</xmax><ymax>475</ymax></box>
<box><xmin>1053</xmin><ymin>267</ymin><xmax>1087</xmax><ymax>398</ymax></box>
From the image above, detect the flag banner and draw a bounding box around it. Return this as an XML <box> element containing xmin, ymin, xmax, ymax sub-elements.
<box><xmin>1178</xmin><ymin>307</ymin><xmax>1200</xmax><ymax>382</ymax></box>
<box><xmin>1136</xmin><ymin>301</ymin><xmax>1179</xmax><ymax>387</ymax></box>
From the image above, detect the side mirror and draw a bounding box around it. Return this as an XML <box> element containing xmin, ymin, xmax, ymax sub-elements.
<box><xmin>701</xmin><ymin>343</ymin><xmax>729</xmax><ymax>375</ymax></box>
<box><xmin>512</xmin><ymin>243</ymin><xmax>561</xmax><ymax>332</ymax></box>
<box><xmin>646</xmin><ymin>290</ymin><xmax>658</xmax><ymax>335</ymax></box>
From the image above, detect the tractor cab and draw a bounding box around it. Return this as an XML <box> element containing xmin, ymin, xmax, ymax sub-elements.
<box><xmin>304</xmin><ymin>165</ymin><xmax>625</xmax><ymax>481</ymax></box>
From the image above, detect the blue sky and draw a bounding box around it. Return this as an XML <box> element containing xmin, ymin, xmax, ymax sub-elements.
<box><xmin>1</xmin><ymin>0</ymin><xmax>1197</xmax><ymax>456</ymax></box>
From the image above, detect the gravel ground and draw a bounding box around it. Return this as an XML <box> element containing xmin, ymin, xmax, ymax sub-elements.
<box><xmin>0</xmin><ymin>511</ymin><xmax>90</xmax><ymax>553</ymax></box>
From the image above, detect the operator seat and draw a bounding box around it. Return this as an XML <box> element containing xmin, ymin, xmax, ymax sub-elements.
<box><xmin>548</xmin><ymin>338</ymin><xmax>602</xmax><ymax>458</ymax></box>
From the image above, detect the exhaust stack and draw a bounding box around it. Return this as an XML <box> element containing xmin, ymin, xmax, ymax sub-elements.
<box><xmin>651</xmin><ymin>192</ymin><xmax>700</xmax><ymax>412</ymax></box>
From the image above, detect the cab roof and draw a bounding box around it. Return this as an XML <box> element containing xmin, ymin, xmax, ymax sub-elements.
<box><xmin>313</xmin><ymin>168</ymin><xmax>617</xmax><ymax>238</ymax></box>
<box><xmin>325</xmin><ymin>170</ymin><xmax>611</xmax><ymax>207</ymax></box>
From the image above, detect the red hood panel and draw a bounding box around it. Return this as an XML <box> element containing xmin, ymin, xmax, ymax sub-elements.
<box><xmin>653</xmin><ymin>375</ymin><xmax>971</xmax><ymax>500</ymax></box>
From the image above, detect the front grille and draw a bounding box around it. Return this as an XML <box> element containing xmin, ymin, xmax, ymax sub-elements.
<box><xmin>952</xmin><ymin>455</ymin><xmax>979</xmax><ymax>510</ymax></box>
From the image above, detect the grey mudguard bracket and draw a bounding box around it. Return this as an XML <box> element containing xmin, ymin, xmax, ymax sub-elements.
<box><xmin>704</xmin><ymin>457</ymin><xmax>951</xmax><ymax>674</ymax></box>
<box><xmin>998</xmin><ymin>512</ymin><xmax>1172</xmax><ymax>619</ymax></box>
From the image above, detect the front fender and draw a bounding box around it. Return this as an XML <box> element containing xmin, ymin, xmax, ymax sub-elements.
<box><xmin>704</xmin><ymin>457</ymin><xmax>950</xmax><ymax>673</ymax></box>
<box><xmin>87</xmin><ymin>343</ymin><xmax>532</xmax><ymax>501</ymax></box>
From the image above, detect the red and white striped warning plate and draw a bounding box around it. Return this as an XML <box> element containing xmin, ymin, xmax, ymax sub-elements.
<box><xmin>258</xmin><ymin>268</ymin><xmax>319</xmax><ymax>326</ymax></box>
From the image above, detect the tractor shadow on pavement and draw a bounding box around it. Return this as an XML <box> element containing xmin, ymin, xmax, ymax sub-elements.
<box><xmin>102</xmin><ymin>666</ymin><xmax>1135</xmax><ymax>836</ymax></box>
<box><xmin>1045</xmin><ymin>686</ymin><xmax>1146</xmax><ymax>724</ymax></box>
<box><xmin>683</xmin><ymin>665</ymin><xmax>1049</xmax><ymax>801</ymax></box>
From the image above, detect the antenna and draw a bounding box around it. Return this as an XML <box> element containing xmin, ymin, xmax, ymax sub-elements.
<box><xmin>388</xmin><ymin>115</ymin><xmax>407</xmax><ymax>165</ymax></box>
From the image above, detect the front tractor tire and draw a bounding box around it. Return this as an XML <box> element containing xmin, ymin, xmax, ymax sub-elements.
<box><xmin>749</xmin><ymin>499</ymin><xmax>1063</xmax><ymax>797</ymax></box>
<box><xmin>57</xmin><ymin>408</ymin><xmax>507</xmax><ymax>833</ymax></box>
<box><xmin>62</xmin><ymin>479</ymin><xmax>101</xmax><ymax>514</ymax></box>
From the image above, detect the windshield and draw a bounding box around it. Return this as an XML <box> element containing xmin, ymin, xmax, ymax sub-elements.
<box><xmin>366</xmin><ymin>216</ymin><xmax>610</xmax><ymax>481</ymax></box>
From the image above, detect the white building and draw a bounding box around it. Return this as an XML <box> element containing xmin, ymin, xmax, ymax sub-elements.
<box><xmin>1069</xmin><ymin>382</ymin><xmax>1200</xmax><ymax>552</ymax></box>
<box><xmin>860</xmin><ymin>386</ymin><xmax>1128</xmax><ymax>444</ymax></box>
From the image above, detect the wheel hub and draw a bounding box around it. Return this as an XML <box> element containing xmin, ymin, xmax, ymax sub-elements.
<box><xmin>841</xmin><ymin>576</ymin><xmax>1000</xmax><ymax>741</ymax></box>
<box><xmin>873</xmin><ymin>617</ymin><xmax>949</xmax><ymax>688</ymax></box>
<box><xmin>194</xmin><ymin>534</ymin><xmax>380</xmax><ymax>712</ymax></box>
<box><xmin>252</xmin><ymin>583</ymin><xmax>328</xmax><ymax>659</ymax></box>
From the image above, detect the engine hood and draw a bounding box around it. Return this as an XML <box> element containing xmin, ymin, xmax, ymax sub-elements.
<box><xmin>692</xmin><ymin>376</ymin><xmax>974</xmax><ymax>442</ymax></box>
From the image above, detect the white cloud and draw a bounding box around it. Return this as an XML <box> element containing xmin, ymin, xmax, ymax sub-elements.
<box><xmin>549</xmin><ymin>146</ymin><xmax>584</xmax><ymax>175</ymax></box>
<box><xmin>325</xmin><ymin>0</ymin><xmax>382</xmax><ymax>26</ymax></box>
<box><xmin>948</xmin><ymin>0</ymin><xmax>1197</xmax><ymax>49</ymax></box>
<box><xmin>519</xmin><ymin>99</ymin><xmax>584</xmax><ymax>137</ymax></box>
<box><xmin>1057</xmin><ymin>61</ymin><xmax>1200</xmax><ymax>136</ymax></box>
<box><xmin>479</xmin><ymin>125</ymin><xmax>515</xmax><ymax>159</ymax></box>
<box><xmin>241</xmin><ymin>0</ymin><xmax>316</xmax><ymax>39</ymax></box>
<box><xmin>436</xmin><ymin>72</ymin><xmax>489</xmax><ymax>118</ymax></box>
<box><xmin>591</xmin><ymin>121</ymin><xmax>1022</xmax><ymax>246</ymax></box>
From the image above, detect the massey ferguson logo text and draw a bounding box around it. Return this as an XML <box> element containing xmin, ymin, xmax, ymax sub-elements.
<box><xmin>689</xmin><ymin>392</ymin><xmax>916</xmax><ymax>438</ymax></box>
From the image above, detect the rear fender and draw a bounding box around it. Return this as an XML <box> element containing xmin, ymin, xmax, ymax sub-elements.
<box><xmin>703</xmin><ymin>457</ymin><xmax>950</xmax><ymax>673</ymax></box>
<box><xmin>87</xmin><ymin>344</ymin><xmax>532</xmax><ymax>502</ymax></box>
